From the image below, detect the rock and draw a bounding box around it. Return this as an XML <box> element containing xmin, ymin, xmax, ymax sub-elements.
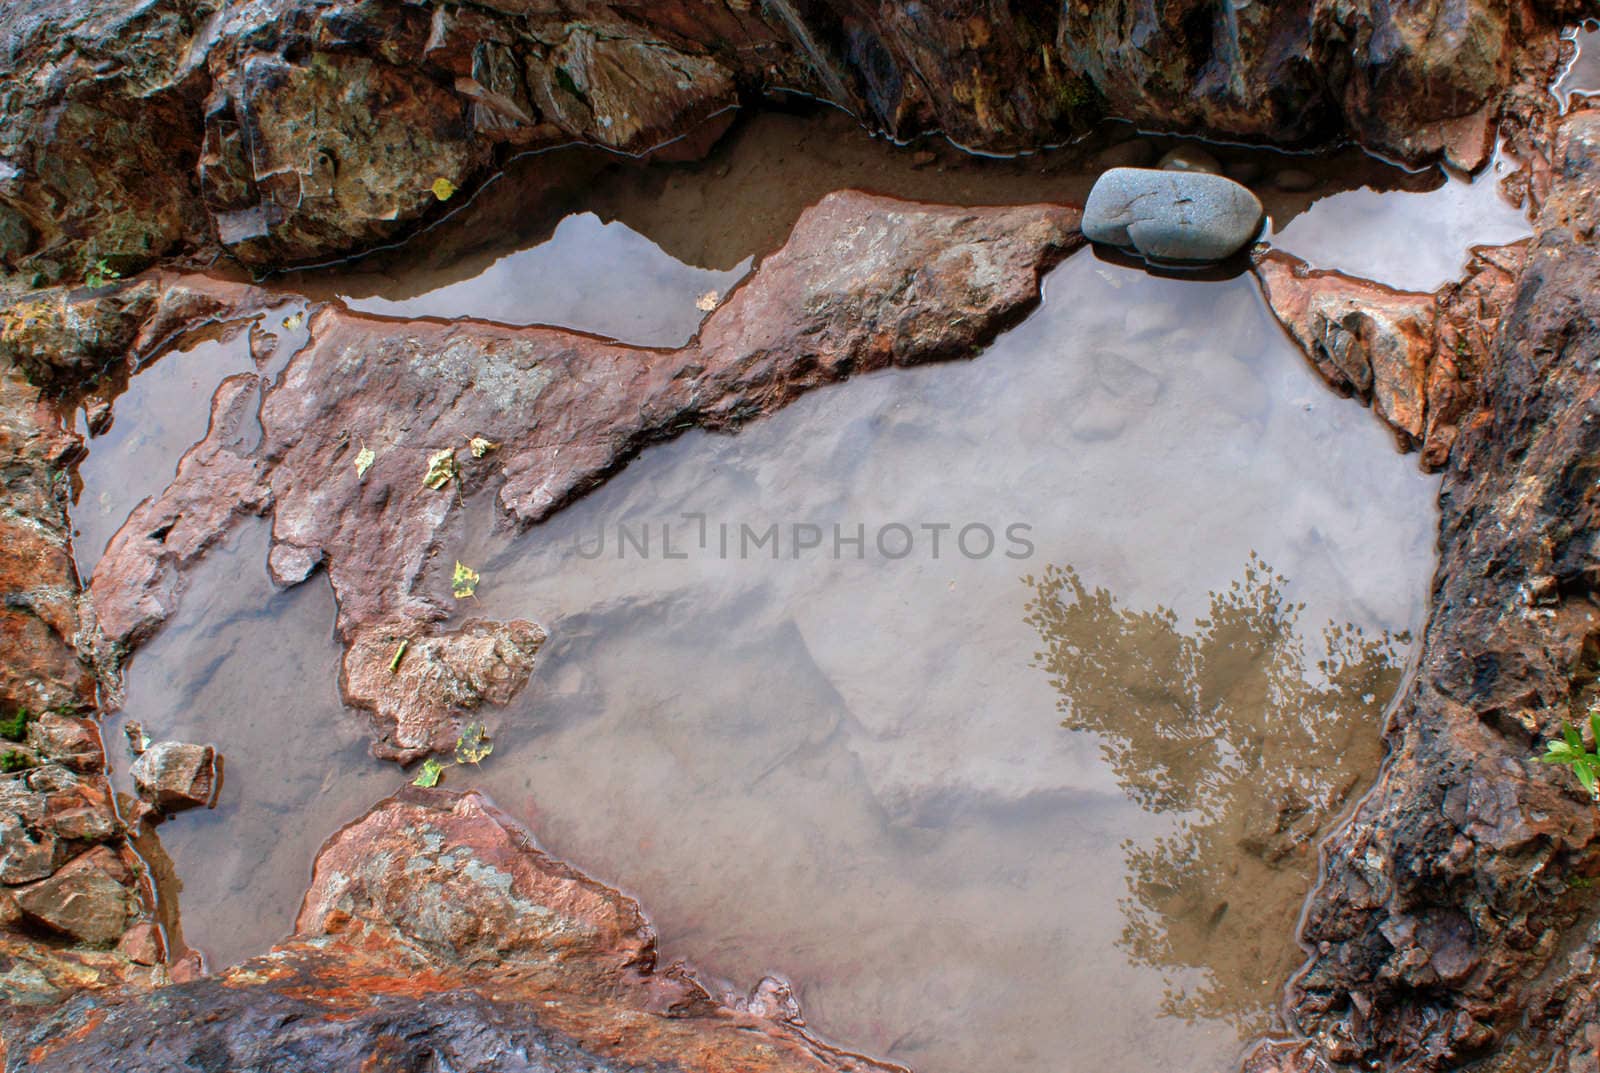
<box><xmin>1083</xmin><ymin>167</ymin><xmax>1265</xmax><ymax>263</ymax></box>
<box><xmin>0</xmin><ymin>363</ymin><xmax>93</xmax><ymax>718</ymax></box>
<box><xmin>1276</xmin><ymin>107</ymin><xmax>1600</xmax><ymax>1070</ymax></box>
<box><xmin>1091</xmin><ymin>138</ymin><xmax>1156</xmax><ymax>170</ymax></box>
<box><xmin>6</xmin><ymin>790</ymin><xmax>904</xmax><ymax>1073</ymax></box>
<box><xmin>129</xmin><ymin>742</ymin><xmax>217</xmax><ymax>813</ymax></box>
<box><xmin>1253</xmin><ymin>241</ymin><xmax>1525</xmax><ymax>465</ymax></box>
<box><xmin>1273</xmin><ymin>168</ymin><xmax>1318</xmax><ymax>192</ymax></box>
<box><xmin>89</xmin><ymin>193</ymin><xmax>1083</xmax><ymax>758</ymax></box>
<box><xmin>114</xmin><ymin>921</ymin><xmax>164</xmax><ymax>966</ymax></box>
<box><xmin>1226</xmin><ymin>159</ymin><xmax>1265</xmax><ymax>184</ymax></box>
<box><xmin>1158</xmin><ymin>144</ymin><xmax>1223</xmax><ymax>173</ymax></box>
<box><xmin>26</xmin><ymin>713</ymin><xmax>104</xmax><ymax>773</ymax></box>
<box><xmin>0</xmin><ymin>0</ymin><xmax>1575</xmax><ymax>281</ymax></box>
<box><xmin>341</xmin><ymin>620</ymin><xmax>546</xmax><ymax>762</ymax></box>
<box><xmin>14</xmin><ymin>846</ymin><xmax>134</xmax><ymax>945</ymax></box>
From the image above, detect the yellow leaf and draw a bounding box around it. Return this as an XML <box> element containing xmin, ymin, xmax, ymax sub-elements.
<box><xmin>412</xmin><ymin>757</ymin><xmax>444</xmax><ymax>787</ymax></box>
<box><xmin>423</xmin><ymin>448</ymin><xmax>458</xmax><ymax>489</ymax></box>
<box><xmin>431</xmin><ymin>177</ymin><xmax>457</xmax><ymax>201</ymax></box>
<box><xmin>468</xmin><ymin>436</ymin><xmax>499</xmax><ymax>458</ymax></box>
<box><xmin>354</xmin><ymin>446</ymin><xmax>375</xmax><ymax>479</ymax></box>
<box><xmin>455</xmin><ymin>722</ymin><xmax>494</xmax><ymax>765</ymax></box>
<box><xmin>695</xmin><ymin>290</ymin><xmax>719</xmax><ymax>312</ymax></box>
<box><xmin>452</xmin><ymin>560</ymin><xmax>480</xmax><ymax>599</ymax></box>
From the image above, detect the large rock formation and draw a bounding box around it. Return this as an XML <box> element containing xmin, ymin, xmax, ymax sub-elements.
<box><xmin>0</xmin><ymin>0</ymin><xmax>1589</xmax><ymax>281</ymax></box>
<box><xmin>0</xmin><ymin>361</ymin><xmax>169</xmax><ymax>1007</ymax></box>
<box><xmin>4</xmin><ymin>789</ymin><xmax>904</xmax><ymax>1073</ymax></box>
<box><xmin>1243</xmin><ymin>105</ymin><xmax>1600</xmax><ymax>1072</ymax></box>
<box><xmin>83</xmin><ymin>191</ymin><xmax>1081</xmax><ymax>759</ymax></box>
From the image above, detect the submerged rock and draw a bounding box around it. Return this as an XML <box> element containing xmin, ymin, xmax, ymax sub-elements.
<box><xmin>129</xmin><ymin>741</ymin><xmax>218</xmax><ymax>813</ymax></box>
<box><xmin>1158</xmin><ymin>145</ymin><xmax>1223</xmax><ymax>174</ymax></box>
<box><xmin>342</xmin><ymin>621</ymin><xmax>546</xmax><ymax>763</ymax></box>
<box><xmin>1083</xmin><ymin>167</ymin><xmax>1264</xmax><ymax>263</ymax></box>
<box><xmin>5</xmin><ymin>790</ymin><xmax>904</xmax><ymax>1073</ymax></box>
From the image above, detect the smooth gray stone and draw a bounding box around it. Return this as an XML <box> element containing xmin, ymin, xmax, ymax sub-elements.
<box><xmin>1082</xmin><ymin>167</ymin><xmax>1264</xmax><ymax>263</ymax></box>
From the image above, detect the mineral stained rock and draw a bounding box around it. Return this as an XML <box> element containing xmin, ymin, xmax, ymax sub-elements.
<box><xmin>1250</xmin><ymin>106</ymin><xmax>1600</xmax><ymax>1071</ymax></box>
<box><xmin>5</xmin><ymin>789</ymin><xmax>906</xmax><ymax>1073</ymax></box>
<box><xmin>1253</xmin><ymin>240</ymin><xmax>1526</xmax><ymax>467</ymax></box>
<box><xmin>0</xmin><ymin>0</ymin><xmax>1583</xmax><ymax>279</ymax></box>
<box><xmin>1083</xmin><ymin>167</ymin><xmax>1264</xmax><ymax>263</ymax></box>
<box><xmin>87</xmin><ymin>192</ymin><xmax>1082</xmax><ymax>759</ymax></box>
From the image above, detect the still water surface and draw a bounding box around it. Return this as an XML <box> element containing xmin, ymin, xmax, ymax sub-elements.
<box><xmin>104</xmin><ymin>246</ymin><xmax>1439</xmax><ymax>1073</ymax></box>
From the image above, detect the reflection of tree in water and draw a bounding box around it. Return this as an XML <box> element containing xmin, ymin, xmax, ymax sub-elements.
<box><xmin>1022</xmin><ymin>553</ymin><xmax>1407</xmax><ymax>1031</ymax></box>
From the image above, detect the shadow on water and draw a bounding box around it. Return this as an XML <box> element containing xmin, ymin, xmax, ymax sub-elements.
<box><xmin>1023</xmin><ymin>553</ymin><xmax>1407</xmax><ymax>1028</ymax></box>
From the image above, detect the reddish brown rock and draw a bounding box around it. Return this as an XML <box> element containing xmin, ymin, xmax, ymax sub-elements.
<box><xmin>342</xmin><ymin>620</ymin><xmax>546</xmax><ymax>761</ymax></box>
<box><xmin>3</xmin><ymin>790</ymin><xmax>905</xmax><ymax>1073</ymax></box>
<box><xmin>1253</xmin><ymin>240</ymin><xmax>1526</xmax><ymax>469</ymax></box>
<box><xmin>0</xmin><ymin>346</ymin><xmax>168</xmax><ymax>990</ymax></box>
<box><xmin>0</xmin><ymin>365</ymin><xmax>89</xmax><ymax>715</ymax></box>
<box><xmin>12</xmin><ymin>846</ymin><xmax>135</xmax><ymax>945</ymax></box>
<box><xmin>90</xmin><ymin>192</ymin><xmax>1082</xmax><ymax>757</ymax></box>
<box><xmin>128</xmin><ymin>741</ymin><xmax>218</xmax><ymax>814</ymax></box>
<box><xmin>1267</xmin><ymin>106</ymin><xmax>1600</xmax><ymax>1071</ymax></box>
<box><xmin>0</xmin><ymin>0</ymin><xmax>1585</xmax><ymax>281</ymax></box>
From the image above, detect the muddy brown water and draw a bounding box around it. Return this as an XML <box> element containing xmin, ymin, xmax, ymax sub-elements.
<box><xmin>87</xmin><ymin>234</ymin><xmax>1447</xmax><ymax>1073</ymax></box>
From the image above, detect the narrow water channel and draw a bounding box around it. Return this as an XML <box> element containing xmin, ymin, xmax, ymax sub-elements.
<box><xmin>94</xmin><ymin>233</ymin><xmax>1441</xmax><ymax>1073</ymax></box>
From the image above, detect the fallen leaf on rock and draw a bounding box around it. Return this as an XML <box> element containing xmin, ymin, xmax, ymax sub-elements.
<box><xmin>452</xmin><ymin>561</ymin><xmax>480</xmax><ymax>599</ymax></box>
<box><xmin>354</xmin><ymin>445</ymin><xmax>375</xmax><ymax>479</ymax></box>
<box><xmin>388</xmin><ymin>639</ymin><xmax>408</xmax><ymax>673</ymax></box>
<box><xmin>412</xmin><ymin>757</ymin><xmax>444</xmax><ymax>787</ymax></box>
<box><xmin>468</xmin><ymin>436</ymin><xmax>499</xmax><ymax>458</ymax></box>
<box><xmin>432</xmin><ymin>177</ymin><xmax>457</xmax><ymax>201</ymax></box>
<box><xmin>696</xmin><ymin>290</ymin><xmax>719</xmax><ymax>311</ymax></box>
<box><xmin>423</xmin><ymin>448</ymin><xmax>458</xmax><ymax>489</ymax></box>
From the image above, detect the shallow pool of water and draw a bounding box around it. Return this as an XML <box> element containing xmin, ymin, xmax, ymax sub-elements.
<box><xmin>106</xmin><ymin>248</ymin><xmax>1439</xmax><ymax>1073</ymax></box>
<box><xmin>338</xmin><ymin>212</ymin><xmax>751</xmax><ymax>346</ymax></box>
<box><xmin>71</xmin><ymin>304</ymin><xmax>309</xmax><ymax>577</ymax></box>
<box><xmin>1271</xmin><ymin>156</ymin><xmax>1530</xmax><ymax>290</ymax></box>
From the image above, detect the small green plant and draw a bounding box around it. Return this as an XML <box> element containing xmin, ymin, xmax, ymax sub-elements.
<box><xmin>0</xmin><ymin>749</ymin><xmax>33</xmax><ymax>774</ymax></box>
<box><xmin>84</xmin><ymin>258</ymin><xmax>121</xmax><ymax>289</ymax></box>
<box><xmin>411</xmin><ymin>722</ymin><xmax>494</xmax><ymax>787</ymax></box>
<box><xmin>0</xmin><ymin>708</ymin><xmax>32</xmax><ymax>742</ymax></box>
<box><xmin>1538</xmin><ymin>710</ymin><xmax>1600</xmax><ymax>799</ymax></box>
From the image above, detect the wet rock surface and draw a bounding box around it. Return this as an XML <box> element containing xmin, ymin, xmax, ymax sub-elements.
<box><xmin>1083</xmin><ymin>167</ymin><xmax>1264</xmax><ymax>263</ymax></box>
<box><xmin>0</xmin><ymin>0</ymin><xmax>1585</xmax><ymax>279</ymax></box>
<box><xmin>1254</xmin><ymin>240</ymin><xmax>1526</xmax><ymax>468</ymax></box>
<box><xmin>1247</xmin><ymin>106</ymin><xmax>1600</xmax><ymax>1070</ymax></box>
<box><xmin>5</xmin><ymin>789</ymin><xmax>903</xmax><ymax>1073</ymax></box>
<box><xmin>129</xmin><ymin>741</ymin><xmax>218</xmax><ymax>814</ymax></box>
<box><xmin>87</xmin><ymin>191</ymin><xmax>1081</xmax><ymax>759</ymax></box>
